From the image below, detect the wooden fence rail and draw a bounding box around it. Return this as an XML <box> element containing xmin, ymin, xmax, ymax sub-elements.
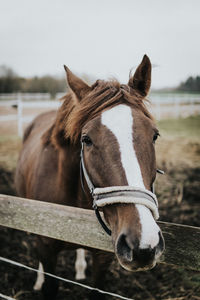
<box><xmin>0</xmin><ymin>194</ymin><xmax>200</xmax><ymax>271</ymax></box>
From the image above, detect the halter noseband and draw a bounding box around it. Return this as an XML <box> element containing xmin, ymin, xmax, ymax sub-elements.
<box><xmin>80</xmin><ymin>142</ymin><xmax>163</xmax><ymax>236</ymax></box>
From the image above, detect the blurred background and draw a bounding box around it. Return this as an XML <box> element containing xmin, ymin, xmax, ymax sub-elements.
<box><xmin>0</xmin><ymin>1</ymin><xmax>200</xmax><ymax>299</ymax></box>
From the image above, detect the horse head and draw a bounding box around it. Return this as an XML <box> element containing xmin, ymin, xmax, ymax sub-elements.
<box><xmin>63</xmin><ymin>55</ymin><xmax>165</xmax><ymax>272</ymax></box>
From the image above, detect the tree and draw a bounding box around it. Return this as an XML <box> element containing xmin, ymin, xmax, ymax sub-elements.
<box><xmin>177</xmin><ymin>76</ymin><xmax>200</xmax><ymax>92</ymax></box>
<box><xmin>0</xmin><ymin>65</ymin><xmax>67</xmax><ymax>96</ymax></box>
<box><xmin>0</xmin><ymin>65</ymin><xmax>23</xmax><ymax>93</ymax></box>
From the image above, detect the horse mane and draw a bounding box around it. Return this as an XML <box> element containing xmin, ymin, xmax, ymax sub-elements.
<box><xmin>44</xmin><ymin>80</ymin><xmax>153</xmax><ymax>147</ymax></box>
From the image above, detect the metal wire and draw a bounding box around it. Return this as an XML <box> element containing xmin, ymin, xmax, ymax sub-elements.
<box><xmin>0</xmin><ymin>293</ymin><xmax>15</xmax><ymax>300</ymax></box>
<box><xmin>0</xmin><ymin>256</ymin><xmax>134</xmax><ymax>300</ymax></box>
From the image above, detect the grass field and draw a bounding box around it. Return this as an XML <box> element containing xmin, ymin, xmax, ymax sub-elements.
<box><xmin>158</xmin><ymin>115</ymin><xmax>200</xmax><ymax>138</ymax></box>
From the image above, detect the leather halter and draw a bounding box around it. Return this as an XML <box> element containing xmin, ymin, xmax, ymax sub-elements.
<box><xmin>80</xmin><ymin>142</ymin><xmax>164</xmax><ymax>236</ymax></box>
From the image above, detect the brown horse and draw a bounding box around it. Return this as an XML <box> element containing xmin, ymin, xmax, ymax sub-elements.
<box><xmin>15</xmin><ymin>55</ymin><xmax>165</xmax><ymax>300</ymax></box>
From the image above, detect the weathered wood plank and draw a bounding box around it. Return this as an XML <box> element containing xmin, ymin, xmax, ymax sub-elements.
<box><xmin>0</xmin><ymin>194</ymin><xmax>200</xmax><ymax>271</ymax></box>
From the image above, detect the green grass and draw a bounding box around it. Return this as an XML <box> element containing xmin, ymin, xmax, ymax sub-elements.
<box><xmin>158</xmin><ymin>115</ymin><xmax>200</xmax><ymax>139</ymax></box>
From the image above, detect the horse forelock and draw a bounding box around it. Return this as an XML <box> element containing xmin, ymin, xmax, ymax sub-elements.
<box><xmin>49</xmin><ymin>79</ymin><xmax>153</xmax><ymax>147</ymax></box>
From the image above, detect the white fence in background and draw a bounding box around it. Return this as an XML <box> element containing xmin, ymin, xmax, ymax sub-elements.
<box><xmin>149</xmin><ymin>92</ymin><xmax>200</xmax><ymax>120</ymax></box>
<box><xmin>0</xmin><ymin>92</ymin><xmax>200</xmax><ymax>137</ymax></box>
<box><xmin>0</xmin><ymin>93</ymin><xmax>52</xmax><ymax>101</ymax></box>
<box><xmin>0</xmin><ymin>93</ymin><xmax>62</xmax><ymax>137</ymax></box>
<box><xmin>16</xmin><ymin>95</ymin><xmax>61</xmax><ymax>137</ymax></box>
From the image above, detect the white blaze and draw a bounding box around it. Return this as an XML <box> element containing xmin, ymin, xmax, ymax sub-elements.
<box><xmin>136</xmin><ymin>204</ymin><xmax>160</xmax><ymax>248</ymax></box>
<box><xmin>101</xmin><ymin>104</ymin><xmax>160</xmax><ymax>249</ymax></box>
<box><xmin>102</xmin><ymin>104</ymin><xmax>144</xmax><ymax>188</ymax></box>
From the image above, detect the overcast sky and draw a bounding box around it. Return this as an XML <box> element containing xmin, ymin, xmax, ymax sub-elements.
<box><xmin>0</xmin><ymin>0</ymin><xmax>200</xmax><ymax>88</ymax></box>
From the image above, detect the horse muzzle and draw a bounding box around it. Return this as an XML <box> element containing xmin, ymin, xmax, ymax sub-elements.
<box><xmin>92</xmin><ymin>186</ymin><xmax>165</xmax><ymax>271</ymax></box>
<box><xmin>115</xmin><ymin>230</ymin><xmax>165</xmax><ymax>271</ymax></box>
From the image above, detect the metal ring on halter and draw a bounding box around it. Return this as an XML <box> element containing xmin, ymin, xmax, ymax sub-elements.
<box><xmin>80</xmin><ymin>142</ymin><xmax>164</xmax><ymax>236</ymax></box>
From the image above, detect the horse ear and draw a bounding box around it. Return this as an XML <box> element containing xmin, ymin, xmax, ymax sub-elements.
<box><xmin>128</xmin><ymin>55</ymin><xmax>151</xmax><ymax>97</ymax></box>
<box><xmin>64</xmin><ymin>65</ymin><xmax>91</xmax><ymax>101</ymax></box>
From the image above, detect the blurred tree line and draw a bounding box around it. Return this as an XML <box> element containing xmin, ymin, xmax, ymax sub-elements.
<box><xmin>0</xmin><ymin>65</ymin><xmax>67</xmax><ymax>97</ymax></box>
<box><xmin>177</xmin><ymin>76</ymin><xmax>200</xmax><ymax>92</ymax></box>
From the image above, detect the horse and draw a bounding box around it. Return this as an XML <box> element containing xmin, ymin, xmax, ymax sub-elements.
<box><xmin>15</xmin><ymin>55</ymin><xmax>165</xmax><ymax>300</ymax></box>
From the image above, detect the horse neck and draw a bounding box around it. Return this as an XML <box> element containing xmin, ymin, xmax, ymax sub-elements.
<box><xmin>57</xmin><ymin>142</ymin><xmax>91</xmax><ymax>209</ymax></box>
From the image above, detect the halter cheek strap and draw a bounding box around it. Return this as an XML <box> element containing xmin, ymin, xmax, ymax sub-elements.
<box><xmin>80</xmin><ymin>143</ymin><xmax>164</xmax><ymax>236</ymax></box>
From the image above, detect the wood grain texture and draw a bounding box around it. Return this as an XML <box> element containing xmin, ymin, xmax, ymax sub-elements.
<box><xmin>0</xmin><ymin>194</ymin><xmax>200</xmax><ymax>270</ymax></box>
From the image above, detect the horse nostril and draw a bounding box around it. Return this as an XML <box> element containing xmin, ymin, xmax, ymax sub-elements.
<box><xmin>116</xmin><ymin>234</ymin><xmax>133</xmax><ymax>262</ymax></box>
<box><xmin>116</xmin><ymin>233</ymin><xmax>162</xmax><ymax>267</ymax></box>
<box><xmin>134</xmin><ymin>247</ymin><xmax>156</xmax><ymax>265</ymax></box>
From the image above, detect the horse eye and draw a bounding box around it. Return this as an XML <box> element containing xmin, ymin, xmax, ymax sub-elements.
<box><xmin>82</xmin><ymin>135</ymin><xmax>93</xmax><ymax>146</ymax></box>
<box><xmin>153</xmin><ymin>133</ymin><xmax>159</xmax><ymax>143</ymax></box>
